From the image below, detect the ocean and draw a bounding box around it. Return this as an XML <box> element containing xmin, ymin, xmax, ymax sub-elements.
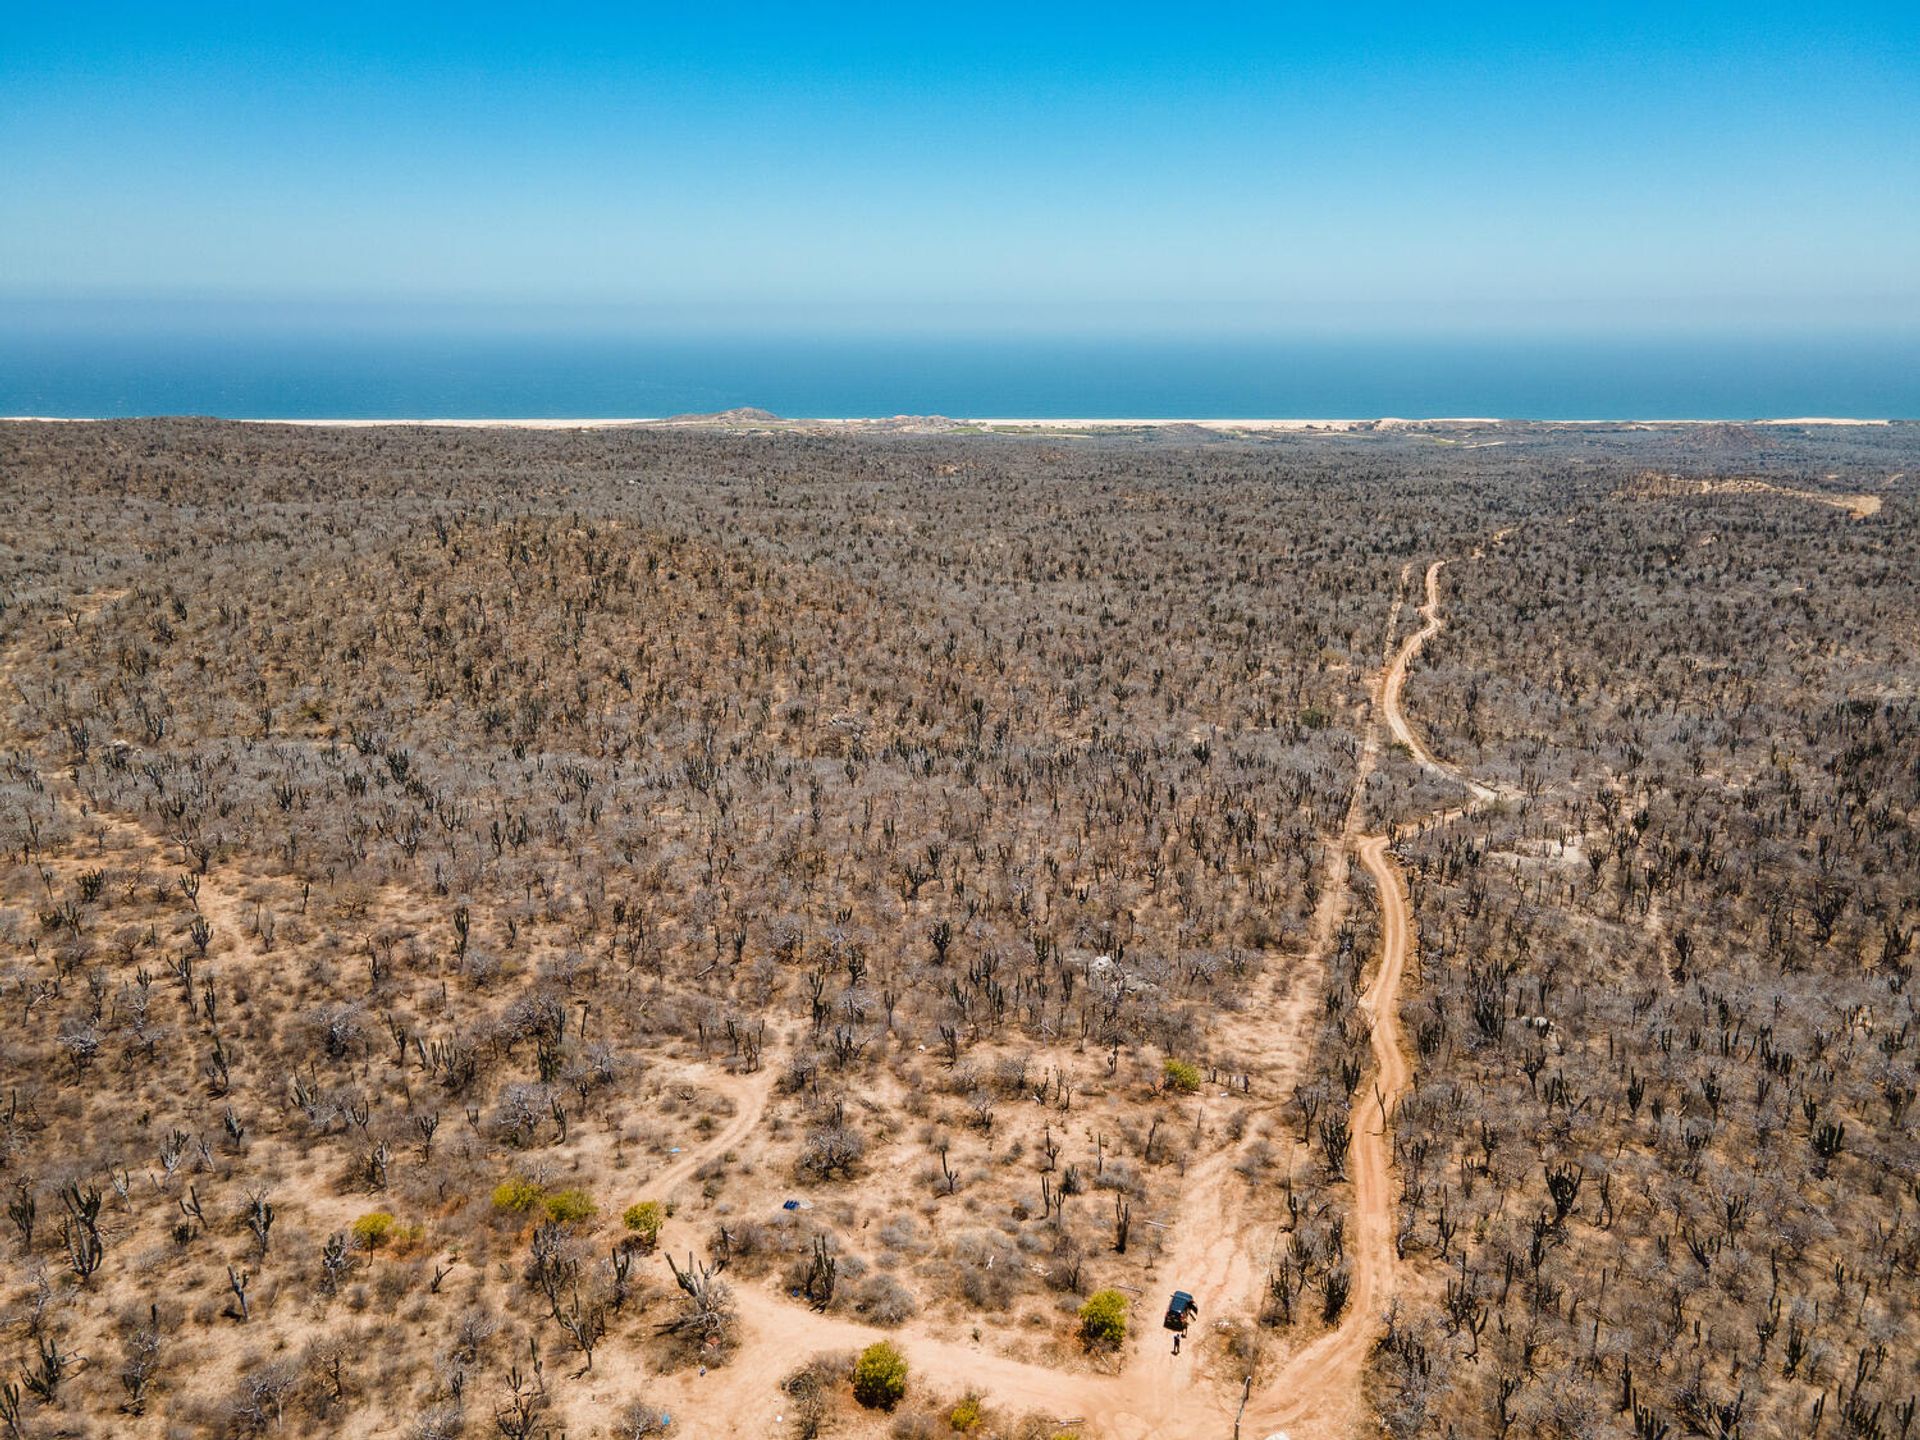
<box><xmin>2</xmin><ymin>330</ymin><xmax>1916</xmax><ymax>421</ymax></box>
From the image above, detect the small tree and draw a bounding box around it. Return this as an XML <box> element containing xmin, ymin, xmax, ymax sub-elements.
<box><xmin>1079</xmin><ymin>1289</ymin><xmax>1128</xmax><ymax>1349</ymax></box>
<box><xmin>852</xmin><ymin>1340</ymin><xmax>908</xmax><ymax>1410</ymax></box>
<box><xmin>664</xmin><ymin>1250</ymin><xmax>737</xmax><ymax>1360</ymax></box>
<box><xmin>613</xmin><ymin>1398</ymin><xmax>671</xmax><ymax>1438</ymax></box>
<box><xmin>1163</xmin><ymin>1058</ymin><xmax>1202</xmax><ymax>1095</ymax></box>
<box><xmin>622</xmin><ymin>1200</ymin><xmax>665</xmax><ymax>1249</ymax></box>
<box><xmin>118</xmin><ymin>1307</ymin><xmax>163</xmax><ymax>1413</ymax></box>
<box><xmin>799</xmin><ymin>1124</ymin><xmax>866</xmax><ymax>1180</ymax></box>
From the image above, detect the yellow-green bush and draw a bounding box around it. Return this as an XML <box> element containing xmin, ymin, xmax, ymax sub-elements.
<box><xmin>542</xmin><ymin>1187</ymin><xmax>596</xmax><ymax>1224</ymax></box>
<box><xmin>949</xmin><ymin>1394</ymin><xmax>984</xmax><ymax>1431</ymax></box>
<box><xmin>1163</xmin><ymin>1058</ymin><xmax>1203</xmax><ymax>1094</ymax></box>
<box><xmin>491</xmin><ymin>1178</ymin><xmax>544</xmax><ymax>1214</ymax></box>
<box><xmin>350</xmin><ymin>1212</ymin><xmax>396</xmax><ymax>1248</ymax></box>
<box><xmin>623</xmin><ymin>1199</ymin><xmax>665</xmax><ymax>1246</ymax></box>
<box><xmin>852</xmin><ymin>1340</ymin><xmax>908</xmax><ymax>1410</ymax></box>
<box><xmin>1079</xmin><ymin>1289</ymin><xmax>1128</xmax><ymax>1348</ymax></box>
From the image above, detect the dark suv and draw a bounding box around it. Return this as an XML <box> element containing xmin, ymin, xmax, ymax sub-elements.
<box><xmin>1164</xmin><ymin>1290</ymin><xmax>1198</xmax><ymax>1331</ymax></box>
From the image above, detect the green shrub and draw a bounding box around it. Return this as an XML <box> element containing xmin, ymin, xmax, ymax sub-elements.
<box><xmin>491</xmin><ymin>1178</ymin><xmax>544</xmax><ymax>1214</ymax></box>
<box><xmin>623</xmin><ymin>1199</ymin><xmax>666</xmax><ymax>1247</ymax></box>
<box><xmin>949</xmin><ymin>1394</ymin><xmax>984</xmax><ymax>1431</ymax></box>
<box><xmin>1163</xmin><ymin>1058</ymin><xmax>1203</xmax><ymax>1094</ymax></box>
<box><xmin>542</xmin><ymin>1187</ymin><xmax>597</xmax><ymax>1224</ymax></box>
<box><xmin>350</xmin><ymin>1211</ymin><xmax>396</xmax><ymax>1248</ymax></box>
<box><xmin>1079</xmin><ymin>1289</ymin><xmax>1128</xmax><ymax>1349</ymax></box>
<box><xmin>852</xmin><ymin>1340</ymin><xmax>908</xmax><ymax>1410</ymax></box>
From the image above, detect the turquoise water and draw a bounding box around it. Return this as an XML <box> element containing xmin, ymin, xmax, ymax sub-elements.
<box><xmin>2</xmin><ymin>331</ymin><xmax>1915</xmax><ymax>420</ymax></box>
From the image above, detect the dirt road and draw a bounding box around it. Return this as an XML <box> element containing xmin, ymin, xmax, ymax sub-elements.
<box><xmin>1384</xmin><ymin>561</ymin><xmax>1496</xmax><ymax>803</ymax></box>
<box><xmin>1234</xmin><ymin>831</ymin><xmax>1411</xmax><ymax>1440</ymax></box>
<box><xmin>1237</xmin><ymin>560</ymin><xmax>1467</xmax><ymax>1440</ymax></box>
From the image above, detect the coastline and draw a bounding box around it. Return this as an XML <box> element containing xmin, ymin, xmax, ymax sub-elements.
<box><xmin>0</xmin><ymin>415</ymin><xmax>1897</xmax><ymax>429</ymax></box>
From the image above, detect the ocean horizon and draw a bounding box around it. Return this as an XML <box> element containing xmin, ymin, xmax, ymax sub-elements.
<box><xmin>3</xmin><ymin>330</ymin><xmax>1916</xmax><ymax>422</ymax></box>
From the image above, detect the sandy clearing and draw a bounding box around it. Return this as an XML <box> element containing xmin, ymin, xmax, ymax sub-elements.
<box><xmin>1629</xmin><ymin>473</ymin><xmax>1885</xmax><ymax>519</ymax></box>
<box><xmin>1695</xmin><ymin>478</ymin><xmax>1883</xmax><ymax>518</ymax></box>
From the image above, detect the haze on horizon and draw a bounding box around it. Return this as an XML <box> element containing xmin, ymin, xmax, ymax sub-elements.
<box><xmin>3</xmin><ymin>1</ymin><xmax>1917</xmax><ymax>342</ymax></box>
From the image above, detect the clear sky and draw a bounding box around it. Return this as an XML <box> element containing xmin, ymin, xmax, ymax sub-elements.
<box><xmin>3</xmin><ymin>2</ymin><xmax>1916</xmax><ymax>336</ymax></box>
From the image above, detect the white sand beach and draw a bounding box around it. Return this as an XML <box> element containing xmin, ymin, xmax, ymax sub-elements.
<box><xmin>2</xmin><ymin>415</ymin><xmax>1897</xmax><ymax>429</ymax></box>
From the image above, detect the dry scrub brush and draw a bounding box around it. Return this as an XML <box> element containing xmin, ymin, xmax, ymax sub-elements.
<box><xmin>0</xmin><ymin>418</ymin><xmax>1912</xmax><ymax>1436</ymax></box>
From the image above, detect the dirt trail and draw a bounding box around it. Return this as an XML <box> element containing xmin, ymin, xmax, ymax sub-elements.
<box><xmin>1383</xmin><ymin>561</ymin><xmax>1496</xmax><ymax>804</ymax></box>
<box><xmin>1236</xmin><ymin>831</ymin><xmax>1411</xmax><ymax>1440</ymax></box>
<box><xmin>647</xmin><ymin>1066</ymin><xmax>781</xmax><ymax>1201</ymax></box>
<box><xmin>1238</xmin><ymin>559</ymin><xmax>1480</xmax><ymax>1440</ymax></box>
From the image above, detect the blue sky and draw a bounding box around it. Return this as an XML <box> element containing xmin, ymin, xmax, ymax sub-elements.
<box><xmin>3</xmin><ymin>2</ymin><xmax>1916</xmax><ymax>335</ymax></box>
